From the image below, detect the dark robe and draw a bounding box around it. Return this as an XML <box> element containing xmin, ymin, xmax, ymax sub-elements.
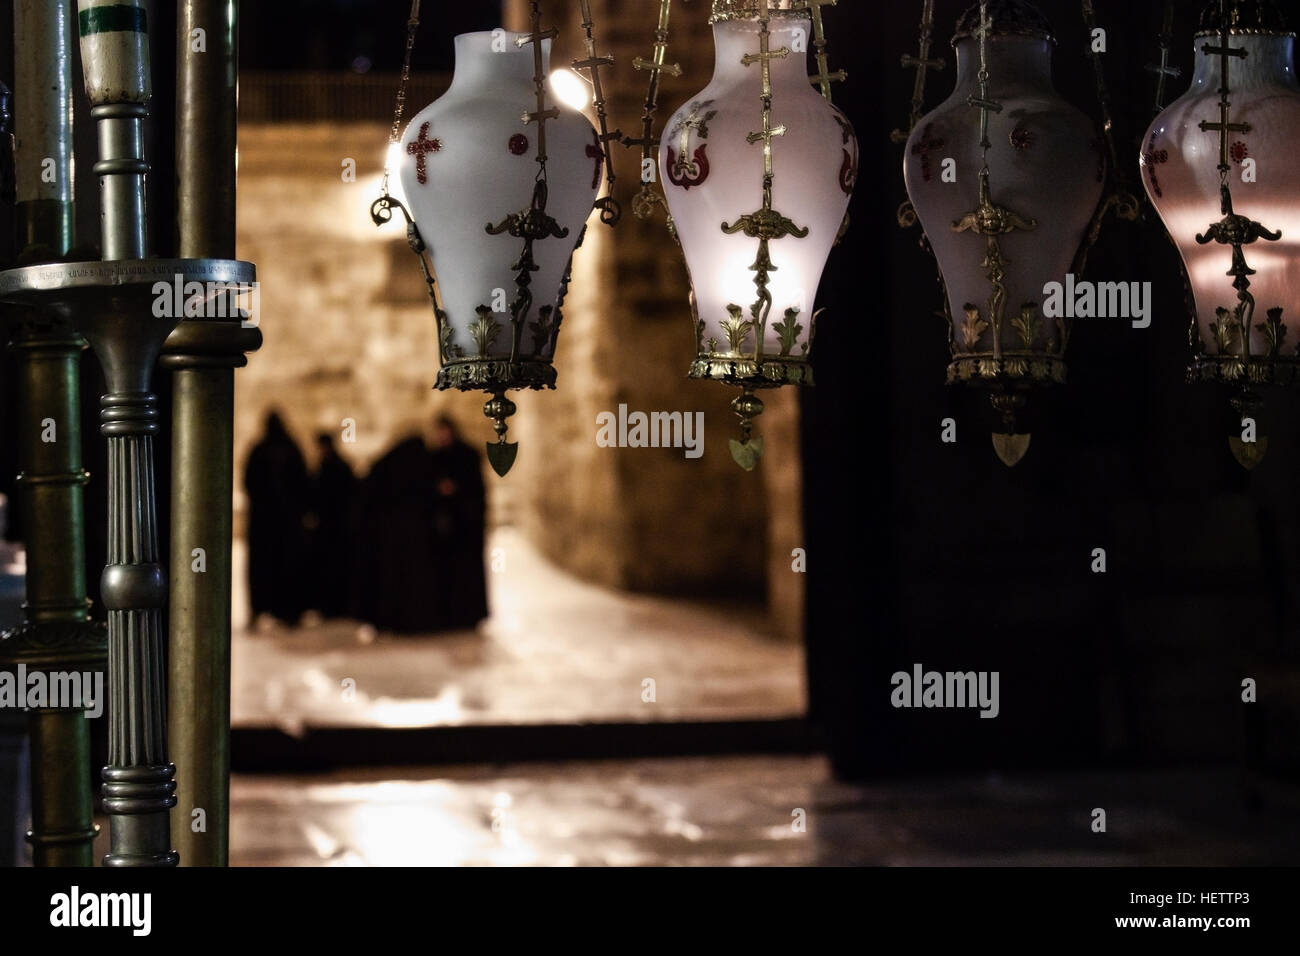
<box><xmin>430</xmin><ymin>438</ymin><xmax>489</xmax><ymax>630</ymax></box>
<box><xmin>356</xmin><ymin>437</ymin><xmax>442</xmax><ymax>633</ymax></box>
<box><xmin>308</xmin><ymin>448</ymin><xmax>358</xmax><ymax>618</ymax></box>
<box><xmin>244</xmin><ymin>420</ymin><xmax>310</xmax><ymax>624</ymax></box>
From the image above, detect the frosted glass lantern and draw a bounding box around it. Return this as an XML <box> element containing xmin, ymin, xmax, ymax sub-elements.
<box><xmin>903</xmin><ymin>0</ymin><xmax>1104</xmax><ymax>466</ymax></box>
<box><xmin>1142</xmin><ymin>0</ymin><xmax>1300</xmax><ymax>465</ymax></box>
<box><xmin>660</xmin><ymin>0</ymin><xmax>856</xmax><ymax>469</ymax></box>
<box><xmin>396</xmin><ymin>30</ymin><xmax>601</xmax><ymax>474</ymax></box>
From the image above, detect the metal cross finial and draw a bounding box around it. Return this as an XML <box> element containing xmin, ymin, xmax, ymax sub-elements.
<box><xmin>1075</xmin><ymin>0</ymin><xmax>1140</xmax><ymax>276</ymax></box>
<box><xmin>1198</xmin><ymin>12</ymin><xmax>1252</xmax><ymax>176</ymax></box>
<box><xmin>742</xmin><ymin>0</ymin><xmax>792</xmax><ymax>210</ymax></box>
<box><xmin>516</xmin><ymin>1</ymin><xmax>561</xmax><ymax>168</ymax></box>
<box><xmin>1145</xmin><ymin>0</ymin><xmax>1182</xmax><ymax>114</ymax></box>
<box><xmin>967</xmin><ymin>3</ymin><xmax>1003</xmax><ymax>157</ymax></box>
<box><xmin>798</xmin><ymin>0</ymin><xmax>846</xmax><ymax>101</ymax></box>
<box><xmin>573</xmin><ymin>0</ymin><xmax>623</xmax><ymax>225</ymax></box>
<box><xmin>623</xmin><ymin>0</ymin><xmax>682</xmax><ymax>222</ymax></box>
<box><xmin>890</xmin><ymin>0</ymin><xmax>945</xmax><ymax>144</ymax></box>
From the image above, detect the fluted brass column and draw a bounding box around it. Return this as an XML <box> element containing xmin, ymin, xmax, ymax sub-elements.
<box><xmin>161</xmin><ymin>0</ymin><xmax>259</xmax><ymax>867</ymax></box>
<box><xmin>0</xmin><ymin>0</ymin><xmax>106</xmax><ymax>868</ymax></box>
<box><xmin>79</xmin><ymin>0</ymin><xmax>177</xmax><ymax>867</ymax></box>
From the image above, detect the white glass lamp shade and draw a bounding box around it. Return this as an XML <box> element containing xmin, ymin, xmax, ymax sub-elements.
<box><xmin>903</xmin><ymin>1</ymin><xmax>1104</xmax><ymax>388</ymax></box>
<box><xmin>398</xmin><ymin>31</ymin><xmax>601</xmax><ymax>391</ymax></box>
<box><xmin>1142</xmin><ymin>6</ymin><xmax>1300</xmax><ymax>385</ymax></box>
<box><xmin>660</xmin><ymin>11</ymin><xmax>857</xmax><ymax>388</ymax></box>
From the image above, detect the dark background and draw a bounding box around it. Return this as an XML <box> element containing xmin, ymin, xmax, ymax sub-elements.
<box><xmin>0</xmin><ymin>0</ymin><xmax>1295</xmax><ymax>785</ymax></box>
<box><xmin>808</xmin><ymin>0</ymin><xmax>1300</xmax><ymax>780</ymax></box>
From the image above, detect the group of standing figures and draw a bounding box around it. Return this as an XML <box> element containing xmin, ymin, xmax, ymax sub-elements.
<box><xmin>243</xmin><ymin>412</ymin><xmax>490</xmax><ymax>634</ymax></box>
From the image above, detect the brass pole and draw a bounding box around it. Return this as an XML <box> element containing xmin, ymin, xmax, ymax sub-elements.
<box><xmin>0</xmin><ymin>0</ymin><xmax>106</xmax><ymax>868</ymax></box>
<box><xmin>160</xmin><ymin>0</ymin><xmax>259</xmax><ymax>866</ymax></box>
<box><xmin>77</xmin><ymin>0</ymin><xmax>179</xmax><ymax>866</ymax></box>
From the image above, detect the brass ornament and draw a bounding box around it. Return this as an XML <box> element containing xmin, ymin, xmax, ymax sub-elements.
<box><xmin>623</xmin><ymin>0</ymin><xmax>682</xmax><ymax>225</ymax></box>
<box><xmin>710</xmin><ymin>0</ymin><xmax>808</xmax><ymax>23</ymax></box>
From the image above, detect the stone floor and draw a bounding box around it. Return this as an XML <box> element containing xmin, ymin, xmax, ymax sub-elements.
<box><xmin>231</xmin><ymin>529</ymin><xmax>805</xmax><ymax>732</ymax></box>
<box><xmin>210</xmin><ymin>756</ymin><xmax>1300</xmax><ymax>866</ymax></box>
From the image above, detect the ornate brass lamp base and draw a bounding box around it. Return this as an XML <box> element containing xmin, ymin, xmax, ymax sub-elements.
<box><xmin>436</xmin><ymin>360</ymin><xmax>557</xmax><ymax>478</ymax></box>
<box><xmin>689</xmin><ymin>355</ymin><xmax>811</xmax><ymax>471</ymax></box>
<box><xmin>1188</xmin><ymin>359</ymin><xmax>1296</xmax><ymax>469</ymax></box>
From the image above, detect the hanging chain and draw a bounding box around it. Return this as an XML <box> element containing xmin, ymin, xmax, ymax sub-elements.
<box><xmin>623</xmin><ymin>0</ymin><xmax>682</xmax><ymax>224</ymax></box>
<box><xmin>371</xmin><ymin>0</ymin><xmax>438</xmax><ymax>318</ymax></box>
<box><xmin>574</xmin><ymin>0</ymin><xmax>623</xmax><ymax>225</ymax></box>
<box><xmin>1074</xmin><ymin>0</ymin><xmax>1139</xmax><ymax>274</ymax></box>
<box><xmin>969</xmin><ymin>1</ymin><xmax>1000</xmax><ymax>177</ymax></box>
<box><xmin>891</xmin><ymin>0</ymin><xmax>944</xmax><ymax>144</ymax></box>
<box><xmin>380</xmin><ymin>0</ymin><xmax>422</xmax><ymax>199</ymax></box>
<box><xmin>1145</xmin><ymin>0</ymin><xmax>1182</xmax><ymax>114</ymax></box>
<box><xmin>800</xmin><ymin>0</ymin><xmax>846</xmax><ymax>101</ymax></box>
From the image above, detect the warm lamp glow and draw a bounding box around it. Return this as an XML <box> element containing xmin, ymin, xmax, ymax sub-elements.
<box><xmin>548</xmin><ymin>69</ymin><xmax>590</xmax><ymax>111</ymax></box>
<box><xmin>1143</xmin><ymin>24</ymin><xmax>1300</xmax><ymax>381</ymax></box>
<box><xmin>383</xmin><ymin>141</ymin><xmax>406</xmax><ymax>208</ymax></box>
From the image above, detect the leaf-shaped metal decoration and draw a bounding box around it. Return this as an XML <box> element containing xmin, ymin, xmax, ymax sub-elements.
<box><xmin>486</xmin><ymin>440</ymin><xmax>519</xmax><ymax>477</ymax></box>
<box><xmin>729</xmin><ymin>435</ymin><xmax>764</xmax><ymax>471</ymax></box>
<box><xmin>722</xmin><ymin>304</ymin><xmax>755</xmax><ymax>354</ymax></box>
<box><xmin>773</xmin><ymin>308</ymin><xmax>803</xmax><ymax>356</ymax></box>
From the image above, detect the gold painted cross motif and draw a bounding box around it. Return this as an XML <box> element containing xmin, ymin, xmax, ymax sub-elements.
<box><xmin>911</xmin><ymin>125</ymin><xmax>945</xmax><ymax>183</ymax></box>
<box><xmin>668</xmin><ymin>100</ymin><xmax>717</xmax><ymax>188</ymax></box>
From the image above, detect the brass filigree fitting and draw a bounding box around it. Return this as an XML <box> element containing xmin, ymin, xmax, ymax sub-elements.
<box><xmin>436</xmin><ymin>360</ymin><xmax>557</xmax><ymax>393</ymax></box>
<box><xmin>710</xmin><ymin>0</ymin><xmax>809</xmax><ymax>23</ymax></box>
<box><xmin>952</xmin><ymin>0</ymin><xmax>1056</xmax><ymax>45</ymax></box>
<box><xmin>689</xmin><ymin>355</ymin><xmax>813</xmax><ymax>388</ymax></box>
<box><xmin>483</xmin><ymin>391</ymin><xmax>521</xmax><ymax>477</ymax></box>
<box><xmin>947</xmin><ymin>354</ymin><xmax>1067</xmax><ymax>386</ymax></box>
<box><xmin>1188</xmin><ymin>354</ymin><xmax>1300</xmax><ymax>386</ymax></box>
<box><xmin>729</xmin><ymin>388</ymin><xmax>766</xmax><ymax>471</ymax></box>
<box><xmin>1196</xmin><ymin>0</ymin><xmax>1293</xmax><ymax>37</ymax></box>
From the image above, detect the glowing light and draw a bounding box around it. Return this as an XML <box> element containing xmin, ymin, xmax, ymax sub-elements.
<box><xmin>548</xmin><ymin>69</ymin><xmax>590</xmax><ymax>111</ymax></box>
